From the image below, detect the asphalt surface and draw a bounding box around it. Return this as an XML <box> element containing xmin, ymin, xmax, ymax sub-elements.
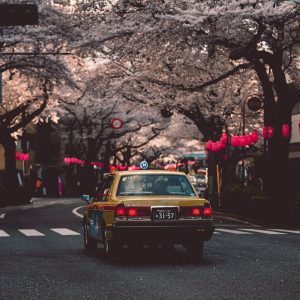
<box><xmin>0</xmin><ymin>198</ymin><xmax>299</xmax><ymax>300</ymax></box>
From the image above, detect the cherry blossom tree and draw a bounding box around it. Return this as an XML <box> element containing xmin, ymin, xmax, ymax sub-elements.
<box><xmin>0</xmin><ymin>1</ymin><xmax>77</xmax><ymax>194</ymax></box>
<box><xmin>58</xmin><ymin>62</ymin><xmax>168</xmax><ymax>193</ymax></box>
<box><xmin>75</xmin><ymin>0</ymin><xmax>300</xmax><ymax>199</ymax></box>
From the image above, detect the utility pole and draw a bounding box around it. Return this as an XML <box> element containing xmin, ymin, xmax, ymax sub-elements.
<box><xmin>241</xmin><ymin>100</ymin><xmax>246</xmax><ymax>182</ymax></box>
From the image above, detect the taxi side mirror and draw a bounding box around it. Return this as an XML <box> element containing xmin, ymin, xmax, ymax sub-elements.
<box><xmin>81</xmin><ymin>194</ymin><xmax>91</xmax><ymax>204</ymax></box>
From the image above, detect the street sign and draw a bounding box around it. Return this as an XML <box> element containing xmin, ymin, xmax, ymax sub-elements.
<box><xmin>140</xmin><ymin>160</ymin><xmax>148</xmax><ymax>170</ymax></box>
<box><xmin>0</xmin><ymin>4</ymin><xmax>38</xmax><ymax>26</ymax></box>
<box><xmin>111</xmin><ymin>118</ymin><xmax>123</xmax><ymax>129</ymax></box>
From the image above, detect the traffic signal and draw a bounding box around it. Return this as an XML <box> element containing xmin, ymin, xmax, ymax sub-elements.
<box><xmin>0</xmin><ymin>4</ymin><xmax>38</xmax><ymax>26</ymax></box>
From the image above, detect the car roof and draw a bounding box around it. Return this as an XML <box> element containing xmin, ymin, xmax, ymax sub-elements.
<box><xmin>116</xmin><ymin>170</ymin><xmax>187</xmax><ymax>176</ymax></box>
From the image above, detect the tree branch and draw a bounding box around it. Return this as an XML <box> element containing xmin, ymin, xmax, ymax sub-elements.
<box><xmin>142</xmin><ymin>63</ymin><xmax>251</xmax><ymax>92</ymax></box>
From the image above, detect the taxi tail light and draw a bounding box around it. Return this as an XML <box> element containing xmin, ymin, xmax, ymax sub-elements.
<box><xmin>203</xmin><ymin>204</ymin><xmax>212</xmax><ymax>218</ymax></box>
<box><xmin>125</xmin><ymin>207</ymin><xmax>151</xmax><ymax>217</ymax></box>
<box><xmin>192</xmin><ymin>207</ymin><xmax>201</xmax><ymax>217</ymax></box>
<box><xmin>127</xmin><ymin>207</ymin><xmax>138</xmax><ymax>217</ymax></box>
<box><xmin>115</xmin><ymin>205</ymin><xmax>126</xmax><ymax>217</ymax></box>
<box><xmin>180</xmin><ymin>207</ymin><xmax>201</xmax><ymax>218</ymax></box>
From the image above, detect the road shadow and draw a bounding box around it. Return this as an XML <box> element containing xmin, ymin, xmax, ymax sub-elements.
<box><xmin>83</xmin><ymin>244</ymin><xmax>215</xmax><ymax>267</ymax></box>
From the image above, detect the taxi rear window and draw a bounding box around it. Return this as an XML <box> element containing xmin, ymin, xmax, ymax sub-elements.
<box><xmin>116</xmin><ymin>174</ymin><xmax>196</xmax><ymax>196</ymax></box>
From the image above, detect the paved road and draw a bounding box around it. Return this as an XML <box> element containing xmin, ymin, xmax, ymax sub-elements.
<box><xmin>0</xmin><ymin>198</ymin><xmax>299</xmax><ymax>300</ymax></box>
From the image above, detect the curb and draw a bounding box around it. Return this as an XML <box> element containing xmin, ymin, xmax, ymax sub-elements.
<box><xmin>214</xmin><ymin>211</ymin><xmax>300</xmax><ymax>229</ymax></box>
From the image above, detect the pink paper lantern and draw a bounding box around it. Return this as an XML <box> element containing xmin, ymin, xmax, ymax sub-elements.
<box><xmin>251</xmin><ymin>131</ymin><xmax>258</xmax><ymax>143</ymax></box>
<box><xmin>263</xmin><ymin>126</ymin><xmax>267</xmax><ymax>139</ymax></box>
<box><xmin>211</xmin><ymin>142</ymin><xmax>218</xmax><ymax>152</ymax></box>
<box><xmin>245</xmin><ymin>135</ymin><xmax>252</xmax><ymax>146</ymax></box>
<box><xmin>220</xmin><ymin>132</ymin><xmax>227</xmax><ymax>145</ymax></box>
<box><xmin>211</xmin><ymin>142</ymin><xmax>222</xmax><ymax>152</ymax></box>
<box><xmin>240</xmin><ymin>136</ymin><xmax>246</xmax><ymax>147</ymax></box>
<box><xmin>206</xmin><ymin>140</ymin><xmax>213</xmax><ymax>151</ymax></box>
<box><xmin>234</xmin><ymin>136</ymin><xmax>242</xmax><ymax>147</ymax></box>
<box><xmin>216</xmin><ymin>141</ymin><xmax>223</xmax><ymax>150</ymax></box>
<box><xmin>268</xmin><ymin>127</ymin><xmax>274</xmax><ymax>139</ymax></box>
<box><xmin>282</xmin><ymin>124</ymin><xmax>290</xmax><ymax>138</ymax></box>
<box><xmin>263</xmin><ymin>126</ymin><xmax>274</xmax><ymax>139</ymax></box>
<box><xmin>231</xmin><ymin>136</ymin><xmax>236</xmax><ymax>147</ymax></box>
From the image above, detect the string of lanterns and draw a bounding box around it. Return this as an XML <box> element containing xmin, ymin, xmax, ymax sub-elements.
<box><xmin>63</xmin><ymin>157</ymin><xmax>127</xmax><ymax>171</ymax></box>
<box><xmin>262</xmin><ymin>124</ymin><xmax>291</xmax><ymax>139</ymax></box>
<box><xmin>206</xmin><ymin>124</ymin><xmax>292</xmax><ymax>153</ymax></box>
<box><xmin>16</xmin><ymin>152</ymin><xmax>29</xmax><ymax>161</ymax></box>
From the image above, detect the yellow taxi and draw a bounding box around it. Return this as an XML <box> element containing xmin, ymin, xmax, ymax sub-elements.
<box><xmin>81</xmin><ymin>170</ymin><xmax>214</xmax><ymax>261</ymax></box>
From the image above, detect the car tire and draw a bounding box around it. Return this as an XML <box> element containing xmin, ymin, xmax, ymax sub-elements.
<box><xmin>83</xmin><ymin>222</ymin><xmax>97</xmax><ymax>251</ymax></box>
<box><xmin>186</xmin><ymin>242</ymin><xmax>204</xmax><ymax>262</ymax></box>
<box><xmin>104</xmin><ymin>229</ymin><xmax>119</xmax><ymax>257</ymax></box>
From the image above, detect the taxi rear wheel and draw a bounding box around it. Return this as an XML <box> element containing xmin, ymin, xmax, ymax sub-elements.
<box><xmin>104</xmin><ymin>230</ymin><xmax>119</xmax><ymax>257</ymax></box>
<box><xmin>83</xmin><ymin>222</ymin><xmax>97</xmax><ymax>251</ymax></box>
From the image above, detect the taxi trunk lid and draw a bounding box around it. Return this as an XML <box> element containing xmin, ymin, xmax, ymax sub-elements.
<box><xmin>117</xmin><ymin>195</ymin><xmax>206</xmax><ymax>208</ymax></box>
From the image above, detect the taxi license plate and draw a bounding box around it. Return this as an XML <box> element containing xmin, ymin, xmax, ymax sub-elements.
<box><xmin>152</xmin><ymin>207</ymin><xmax>177</xmax><ymax>220</ymax></box>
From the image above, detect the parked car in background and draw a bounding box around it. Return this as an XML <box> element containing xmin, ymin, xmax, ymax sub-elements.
<box><xmin>81</xmin><ymin>170</ymin><xmax>214</xmax><ymax>262</ymax></box>
<box><xmin>188</xmin><ymin>169</ymin><xmax>208</xmax><ymax>198</ymax></box>
<box><xmin>194</xmin><ymin>174</ymin><xmax>208</xmax><ymax>198</ymax></box>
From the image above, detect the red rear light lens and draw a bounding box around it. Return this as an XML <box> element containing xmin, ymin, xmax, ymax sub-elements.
<box><xmin>192</xmin><ymin>208</ymin><xmax>201</xmax><ymax>216</ymax></box>
<box><xmin>137</xmin><ymin>207</ymin><xmax>151</xmax><ymax>216</ymax></box>
<box><xmin>180</xmin><ymin>207</ymin><xmax>201</xmax><ymax>218</ymax></box>
<box><xmin>126</xmin><ymin>207</ymin><xmax>151</xmax><ymax>217</ymax></box>
<box><xmin>115</xmin><ymin>205</ymin><xmax>126</xmax><ymax>217</ymax></box>
<box><xmin>127</xmin><ymin>208</ymin><xmax>138</xmax><ymax>217</ymax></box>
<box><xmin>203</xmin><ymin>206</ymin><xmax>212</xmax><ymax>218</ymax></box>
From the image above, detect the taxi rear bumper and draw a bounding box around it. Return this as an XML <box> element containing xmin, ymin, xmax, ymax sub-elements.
<box><xmin>111</xmin><ymin>220</ymin><xmax>214</xmax><ymax>244</ymax></box>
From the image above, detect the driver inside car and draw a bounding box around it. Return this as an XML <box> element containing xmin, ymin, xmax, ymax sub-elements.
<box><xmin>154</xmin><ymin>179</ymin><xmax>169</xmax><ymax>195</ymax></box>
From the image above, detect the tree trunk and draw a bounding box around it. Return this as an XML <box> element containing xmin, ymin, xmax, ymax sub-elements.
<box><xmin>1</xmin><ymin>133</ymin><xmax>18</xmax><ymax>193</ymax></box>
<box><xmin>263</xmin><ymin>104</ymin><xmax>291</xmax><ymax>202</ymax></box>
<box><xmin>82</xmin><ymin>138</ymin><xmax>97</xmax><ymax>195</ymax></box>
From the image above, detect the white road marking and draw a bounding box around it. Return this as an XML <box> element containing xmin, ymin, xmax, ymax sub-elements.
<box><xmin>0</xmin><ymin>213</ymin><xmax>6</xmax><ymax>219</ymax></box>
<box><xmin>72</xmin><ymin>206</ymin><xmax>84</xmax><ymax>218</ymax></box>
<box><xmin>18</xmin><ymin>229</ymin><xmax>45</xmax><ymax>236</ymax></box>
<box><xmin>216</xmin><ymin>228</ymin><xmax>253</xmax><ymax>234</ymax></box>
<box><xmin>213</xmin><ymin>231</ymin><xmax>221</xmax><ymax>234</ymax></box>
<box><xmin>0</xmin><ymin>230</ymin><xmax>9</xmax><ymax>237</ymax></box>
<box><xmin>270</xmin><ymin>229</ymin><xmax>300</xmax><ymax>234</ymax></box>
<box><xmin>51</xmin><ymin>228</ymin><xmax>81</xmax><ymax>236</ymax></box>
<box><xmin>239</xmin><ymin>229</ymin><xmax>286</xmax><ymax>235</ymax></box>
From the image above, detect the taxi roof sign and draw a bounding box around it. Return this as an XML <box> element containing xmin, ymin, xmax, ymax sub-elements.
<box><xmin>140</xmin><ymin>160</ymin><xmax>148</xmax><ymax>170</ymax></box>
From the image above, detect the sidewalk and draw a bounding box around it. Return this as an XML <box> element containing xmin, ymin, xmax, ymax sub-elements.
<box><xmin>0</xmin><ymin>197</ymin><xmax>81</xmax><ymax>211</ymax></box>
<box><xmin>214</xmin><ymin>210</ymin><xmax>300</xmax><ymax>229</ymax></box>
